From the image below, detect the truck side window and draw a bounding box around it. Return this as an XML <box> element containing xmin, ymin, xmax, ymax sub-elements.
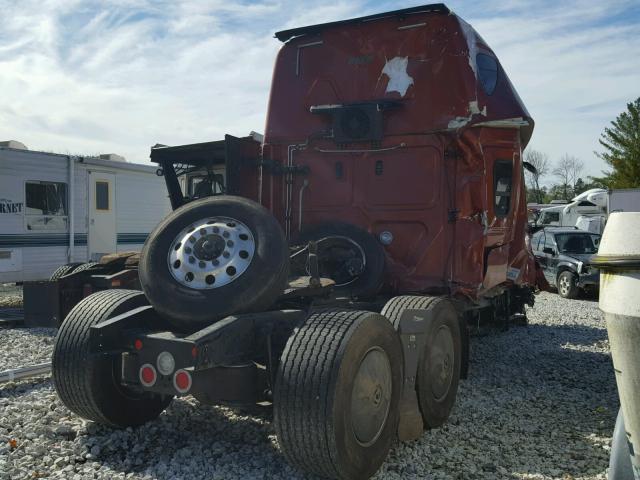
<box><xmin>493</xmin><ymin>160</ymin><xmax>512</xmax><ymax>217</ymax></box>
<box><xmin>544</xmin><ymin>234</ymin><xmax>556</xmax><ymax>252</ymax></box>
<box><xmin>477</xmin><ymin>53</ymin><xmax>498</xmax><ymax>95</ymax></box>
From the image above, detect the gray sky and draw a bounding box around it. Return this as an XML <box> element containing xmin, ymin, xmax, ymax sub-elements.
<box><xmin>1</xmin><ymin>0</ymin><xmax>639</xmax><ymax>184</ymax></box>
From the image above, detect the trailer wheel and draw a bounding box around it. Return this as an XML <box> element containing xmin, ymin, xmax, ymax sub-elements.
<box><xmin>139</xmin><ymin>196</ymin><xmax>289</xmax><ymax>331</ymax></box>
<box><xmin>50</xmin><ymin>263</ymin><xmax>83</xmax><ymax>281</ymax></box>
<box><xmin>382</xmin><ymin>295</ymin><xmax>462</xmax><ymax>428</ymax></box>
<box><xmin>52</xmin><ymin>289</ymin><xmax>172</xmax><ymax>427</ymax></box>
<box><xmin>274</xmin><ymin>310</ymin><xmax>402</xmax><ymax>479</ymax></box>
<box><xmin>557</xmin><ymin>271</ymin><xmax>579</xmax><ymax>299</ymax></box>
<box><xmin>297</xmin><ymin>222</ymin><xmax>385</xmax><ymax>298</ymax></box>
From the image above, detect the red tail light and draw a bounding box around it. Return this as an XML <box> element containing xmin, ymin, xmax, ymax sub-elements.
<box><xmin>173</xmin><ymin>369</ymin><xmax>192</xmax><ymax>394</ymax></box>
<box><xmin>139</xmin><ymin>364</ymin><xmax>157</xmax><ymax>387</ymax></box>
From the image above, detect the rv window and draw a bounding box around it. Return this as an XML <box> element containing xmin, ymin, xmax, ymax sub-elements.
<box><xmin>477</xmin><ymin>54</ymin><xmax>498</xmax><ymax>95</ymax></box>
<box><xmin>493</xmin><ymin>160</ymin><xmax>512</xmax><ymax>217</ymax></box>
<box><xmin>25</xmin><ymin>181</ymin><xmax>67</xmax><ymax>216</ymax></box>
<box><xmin>96</xmin><ymin>181</ymin><xmax>109</xmax><ymax>210</ymax></box>
<box><xmin>541</xmin><ymin>211</ymin><xmax>560</xmax><ymax>224</ymax></box>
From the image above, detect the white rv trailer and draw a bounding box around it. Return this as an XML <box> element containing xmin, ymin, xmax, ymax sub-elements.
<box><xmin>0</xmin><ymin>141</ymin><xmax>170</xmax><ymax>283</ymax></box>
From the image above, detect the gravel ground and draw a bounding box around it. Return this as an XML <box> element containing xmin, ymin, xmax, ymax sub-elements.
<box><xmin>0</xmin><ymin>292</ymin><xmax>618</xmax><ymax>480</ymax></box>
<box><xmin>0</xmin><ymin>284</ymin><xmax>22</xmax><ymax>308</ymax></box>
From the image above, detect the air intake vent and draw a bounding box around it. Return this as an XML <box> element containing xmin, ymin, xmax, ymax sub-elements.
<box><xmin>339</xmin><ymin>108</ymin><xmax>373</xmax><ymax>140</ymax></box>
<box><xmin>310</xmin><ymin>101</ymin><xmax>400</xmax><ymax>144</ymax></box>
<box><xmin>334</xmin><ymin>105</ymin><xmax>382</xmax><ymax>144</ymax></box>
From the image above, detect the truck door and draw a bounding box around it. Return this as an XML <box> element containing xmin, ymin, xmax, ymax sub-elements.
<box><xmin>485</xmin><ymin>149</ymin><xmax>517</xmax><ymax>247</ymax></box>
<box><xmin>481</xmin><ymin>146</ymin><xmax>522</xmax><ymax>290</ymax></box>
<box><xmin>88</xmin><ymin>171</ymin><xmax>116</xmax><ymax>260</ymax></box>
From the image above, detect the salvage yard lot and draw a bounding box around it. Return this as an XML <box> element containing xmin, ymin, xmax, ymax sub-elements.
<box><xmin>0</xmin><ymin>292</ymin><xmax>618</xmax><ymax>480</ymax></box>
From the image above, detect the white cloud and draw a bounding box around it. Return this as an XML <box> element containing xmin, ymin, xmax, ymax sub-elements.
<box><xmin>0</xmin><ymin>0</ymin><xmax>638</xmax><ymax>183</ymax></box>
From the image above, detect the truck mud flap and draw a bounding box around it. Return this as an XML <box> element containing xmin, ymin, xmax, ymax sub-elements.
<box><xmin>23</xmin><ymin>281</ymin><xmax>60</xmax><ymax>327</ymax></box>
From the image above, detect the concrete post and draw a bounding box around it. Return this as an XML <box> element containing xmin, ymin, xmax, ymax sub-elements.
<box><xmin>591</xmin><ymin>212</ymin><xmax>640</xmax><ymax>479</ymax></box>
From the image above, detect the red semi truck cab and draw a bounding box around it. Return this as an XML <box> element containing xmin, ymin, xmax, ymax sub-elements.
<box><xmin>260</xmin><ymin>4</ymin><xmax>537</xmax><ymax>299</ymax></box>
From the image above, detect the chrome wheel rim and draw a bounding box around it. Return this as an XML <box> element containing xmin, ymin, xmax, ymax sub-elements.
<box><xmin>167</xmin><ymin>217</ymin><xmax>255</xmax><ymax>289</ymax></box>
<box><xmin>350</xmin><ymin>346</ymin><xmax>392</xmax><ymax>447</ymax></box>
<box><xmin>559</xmin><ymin>276</ymin><xmax>570</xmax><ymax>296</ymax></box>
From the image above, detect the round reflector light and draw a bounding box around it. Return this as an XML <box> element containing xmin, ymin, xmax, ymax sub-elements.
<box><xmin>173</xmin><ymin>369</ymin><xmax>192</xmax><ymax>394</ymax></box>
<box><xmin>378</xmin><ymin>230</ymin><xmax>394</xmax><ymax>246</ymax></box>
<box><xmin>156</xmin><ymin>351</ymin><xmax>176</xmax><ymax>376</ymax></box>
<box><xmin>139</xmin><ymin>364</ymin><xmax>157</xmax><ymax>387</ymax></box>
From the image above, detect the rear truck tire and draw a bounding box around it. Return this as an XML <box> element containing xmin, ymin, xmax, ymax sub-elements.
<box><xmin>274</xmin><ymin>310</ymin><xmax>402</xmax><ymax>480</ymax></box>
<box><xmin>297</xmin><ymin>222</ymin><xmax>385</xmax><ymax>298</ymax></box>
<box><xmin>52</xmin><ymin>289</ymin><xmax>172</xmax><ymax>427</ymax></box>
<box><xmin>381</xmin><ymin>295</ymin><xmax>462</xmax><ymax>429</ymax></box>
<box><xmin>71</xmin><ymin>261</ymin><xmax>100</xmax><ymax>274</ymax></box>
<box><xmin>139</xmin><ymin>196</ymin><xmax>289</xmax><ymax>331</ymax></box>
<box><xmin>49</xmin><ymin>262</ymin><xmax>83</xmax><ymax>281</ymax></box>
<box><xmin>557</xmin><ymin>271</ymin><xmax>579</xmax><ymax>299</ymax></box>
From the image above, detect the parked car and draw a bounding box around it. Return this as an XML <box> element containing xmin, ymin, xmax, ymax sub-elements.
<box><xmin>531</xmin><ymin>228</ymin><xmax>601</xmax><ymax>298</ymax></box>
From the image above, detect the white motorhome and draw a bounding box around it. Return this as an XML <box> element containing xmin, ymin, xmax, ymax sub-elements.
<box><xmin>538</xmin><ymin>188</ymin><xmax>640</xmax><ymax>234</ymax></box>
<box><xmin>538</xmin><ymin>189</ymin><xmax>607</xmax><ymax>229</ymax></box>
<box><xmin>0</xmin><ymin>141</ymin><xmax>170</xmax><ymax>282</ymax></box>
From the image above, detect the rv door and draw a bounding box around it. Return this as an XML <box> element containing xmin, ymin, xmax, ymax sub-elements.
<box><xmin>88</xmin><ymin>171</ymin><xmax>116</xmax><ymax>260</ymax></box>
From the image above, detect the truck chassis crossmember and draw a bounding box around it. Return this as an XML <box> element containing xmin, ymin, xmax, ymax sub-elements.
<box><xmin>90</xmin><ymin>306</ymin><xmax>304</xmax><ymax>402</ymax></box>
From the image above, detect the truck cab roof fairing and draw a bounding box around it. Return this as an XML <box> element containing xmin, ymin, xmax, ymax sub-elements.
<box><xmin>274</xmin><ymin>4</ymin><xmax>450</xmax><ymax>42</ymax></box>
<box><xmin>265</xmin><ymin>4</ymin><xmax>533</xmax><ymax>147</ymax></box>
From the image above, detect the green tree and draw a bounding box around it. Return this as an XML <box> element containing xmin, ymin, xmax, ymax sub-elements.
<box><xmin>547</xmin><ymin>184</ymin><xmax>569</xmax><ymax>202</ymax></box>
<box><xmin>573</xmin><ymin>178</ymin><xmax>587</xmax><ymax>196</ymax></box>
<box><xmin>594</xmin><ymin>97</ymin><xmax>640</xmax><ymax>188</ymax></box>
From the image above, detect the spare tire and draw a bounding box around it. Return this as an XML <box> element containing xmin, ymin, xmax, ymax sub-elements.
<box><xmin>139</xmin><ymin>196</ymin><xmax>289</xmax><ymax>331</ymax></box>
<box><xmin>296</xmin><ymin>222</ymin><xmax>385</xmax><ymax>298</ymax></box>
